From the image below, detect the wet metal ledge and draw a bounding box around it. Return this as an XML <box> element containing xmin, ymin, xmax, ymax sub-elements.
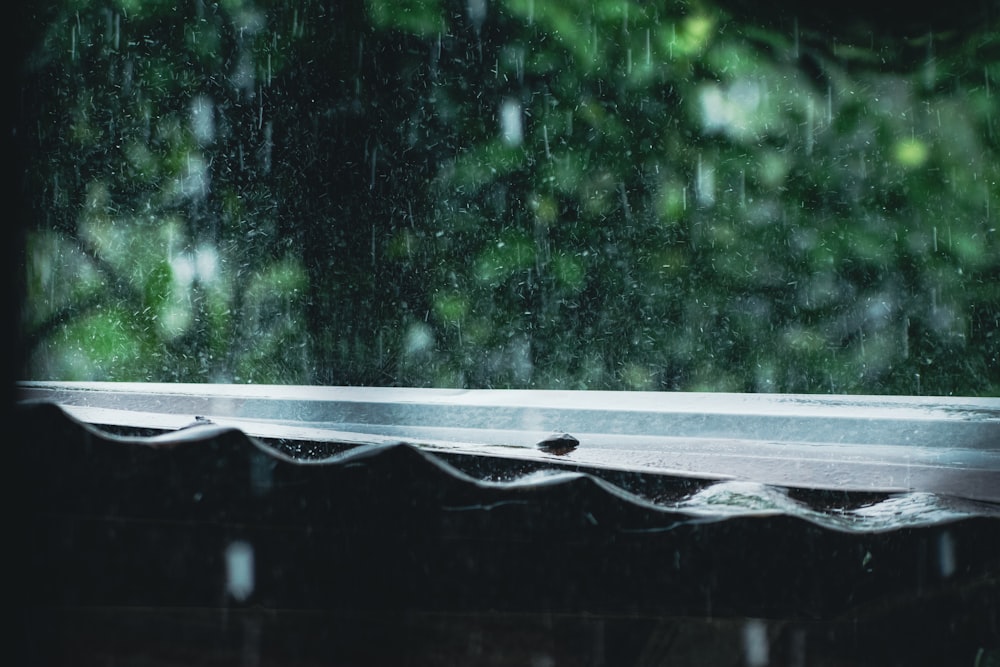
<box><xmin>17</xmin><ymin>381</ymin><xmax>1000</xmax><ymax>502</ymax></box>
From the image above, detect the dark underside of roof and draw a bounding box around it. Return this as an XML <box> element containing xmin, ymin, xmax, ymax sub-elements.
<box><xmin>12</xmin><ymin>401</ymin><xmax>1000</xmax><ymax>667</ymax></box>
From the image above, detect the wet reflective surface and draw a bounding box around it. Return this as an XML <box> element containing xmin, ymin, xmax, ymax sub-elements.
<box><xmin>20</xmin><ymin>381</ymin><xmax>1000</xmax><ymax>501</ymax></box>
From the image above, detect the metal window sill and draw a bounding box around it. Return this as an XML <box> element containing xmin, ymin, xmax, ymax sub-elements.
<box><xmin>17</xmin><ymin>381</ymin><xmax>1000</xmax><ymax>502</ymax></box>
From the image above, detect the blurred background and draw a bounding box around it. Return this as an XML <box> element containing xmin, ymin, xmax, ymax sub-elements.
<box><xmin>15</xmin><ymin>0</ymin><xmax>1000</xmax><ymax>394</ymax></box>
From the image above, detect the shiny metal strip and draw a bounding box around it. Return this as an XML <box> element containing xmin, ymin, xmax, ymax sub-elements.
<box><xmin>18</xmin><ymin>381</ymin><xmax>1000</xmax><ymax>501</ymax></box>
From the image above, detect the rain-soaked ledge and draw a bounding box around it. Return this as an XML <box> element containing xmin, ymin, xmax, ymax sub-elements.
<box><xmin>17</xmin><ymin>381</ymin><xmax>1000</xmax><ymax>503</ymax></box>
<box><xmin>12</xmin><ymin>385</ymin><xmax>1000</xmax><ymax>663</ymax></box>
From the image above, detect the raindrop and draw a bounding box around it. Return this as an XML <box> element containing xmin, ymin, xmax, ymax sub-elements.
<box><xmin>695</xmin><ymin>154</ymin><xmax>715</xmax><ymax>207</ymax></box>
<box><xmin>250</xmin><ymin>453</ymin><xmax>274</xmax><ymax>494</ymax></box>
<box><xmin>171</xmin><ymin>253</ymin><xmax>196</xmax><ymax>289</ymax></box>
<box><xmin>530</xmin><ymin>654</ymin><xmax>554</xmax><ymax>667</ymax></box>
<box><xmin>261</xmin><ymin>120</ymin><xmax>273</xmax><ymax>174</ymax></box>
<box><xmin>224</xmin><ymin>541</ymin><xmax>255</xmax><ymax>601</ymax></box>
<box><xmin>190</xmin><ymin>95</ymin><xmax>215</xmax><ymax>145</ymax></box>
<box><xmin>805</xmin><ymin>101</ymin><xmax>814</xmax><ymax>156</ymax></box>
<box><xmin>232</xmin><ymin>50</ymin><xmax>255</xmax><ymax>96</ymax></box>
<box><xmin>195</xmin><ymin>245</ymin><xmax>219</xmax><ymax>283</ymax></box>
<box><xmin>924</xmin><ymin>32</ymin><xmax>936</xmax><ymax>89</ymax></box>
<box><xmin>501</xmin><ymin>98</ymin><xmax>523</xmax><ymax>147</ymax></box>
<box><xmin>937</xmin><ymin>530</ymin><xmax>956</xmax><ymax>578</ymax></box>
<box><xmin>257</xmin><ymin>89</ymin><xmax>264</xmax><ymax>129</ymax></box>
<box><xmin>468</xmin><ymin>0</ymin><xmax>487</xmax><ymax>33</ymax></box>
<box><xmin>742</xmin><ymin>619</ymin><xmax>769</xmax><ymax>667</ymax></box>
<box><xmin>618</xmin><ymin>182</ymin><xmax>632</xmax><ymax>222</ymax></box>
<box><xmin>404</xmin><ymin>322</ymin><xmax>434</xmax><ymax>356</ymax></box>
<box><xmin>793</xmin><ymin>17</ymin><xmax>799</xmax><ymax>59</ymax></box>
<box><xmin>902</xmin><ymin>317</ymin><xmax>910</xmax><ymax>359</ymax></box>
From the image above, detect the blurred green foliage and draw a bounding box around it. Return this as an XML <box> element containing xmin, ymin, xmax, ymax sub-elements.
<box><xmin>18</xmin><ymin>0</ymin><xmax>1000</xmax><ymax>394</ymax></box>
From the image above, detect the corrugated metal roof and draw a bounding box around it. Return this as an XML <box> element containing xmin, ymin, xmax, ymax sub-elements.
<box><xmin>13</xmin><ymin>396</ymin><xmax>1000</xmax><ymax>665</ymax></box>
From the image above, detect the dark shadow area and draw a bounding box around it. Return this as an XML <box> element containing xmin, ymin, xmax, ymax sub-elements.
<box><xmin>15</xmin><ymin>402</ymin><xmax>1000</xmax><ymax>666</ymax></box>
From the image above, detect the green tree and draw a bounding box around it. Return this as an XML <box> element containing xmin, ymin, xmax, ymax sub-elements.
<box><xmin>18</xmin><ymin>0</ymin><xmax>1000</xmax><ymax>395</ymax></box>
